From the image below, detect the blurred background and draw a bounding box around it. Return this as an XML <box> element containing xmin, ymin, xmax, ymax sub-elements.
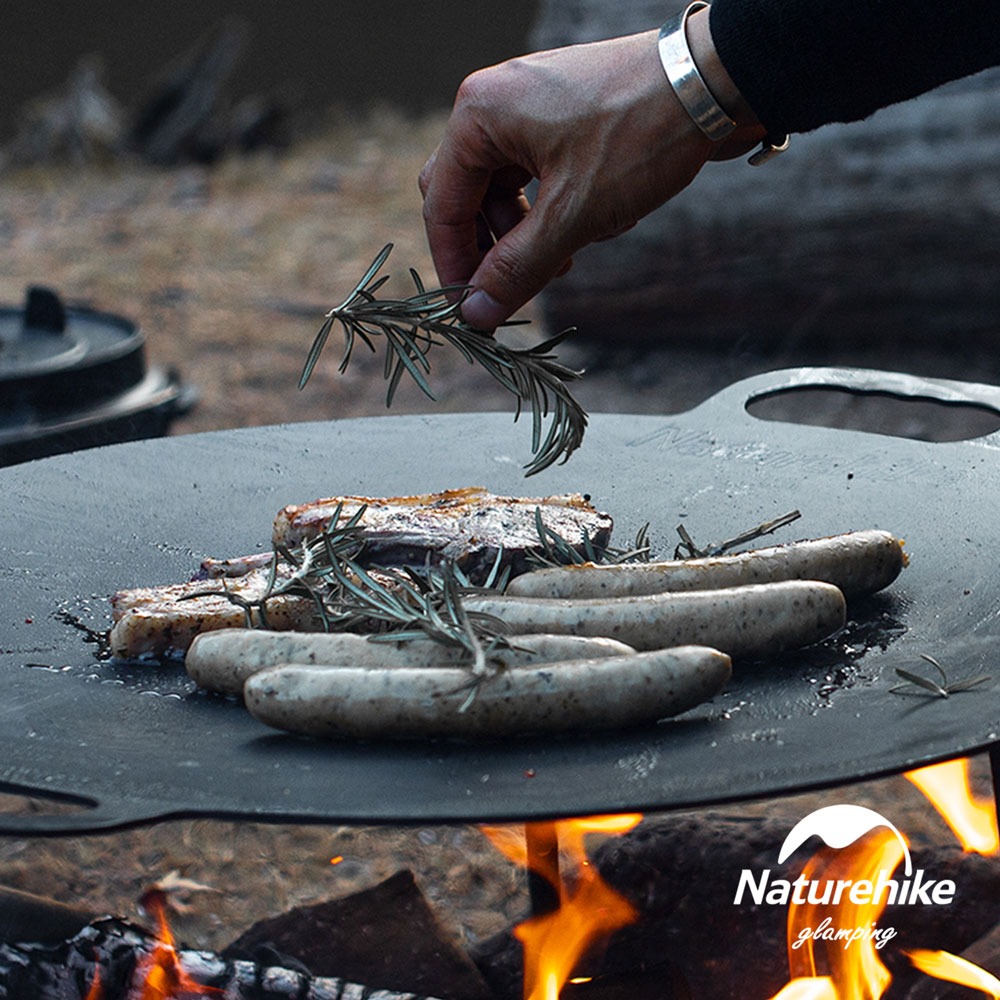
<box><xmin>2</xmin><ymin>0</ymin><xmax>539</xmax><ymax>136</ymax></box>
<box><xmin>3</xmin><ymin>0</ymin><xmax>999</xmax><ymax>455</ymax></box>
<box><xmin>0</xmin><ymin>0</ymin><xmax>557</xmax><ymax>456</ymax></box>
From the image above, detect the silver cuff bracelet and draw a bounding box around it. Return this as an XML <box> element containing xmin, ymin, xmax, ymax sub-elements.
<box><xmin>657</xmin><ymin>1</ymin><xmax>789</xmax><ymax>165</ymax></box>
<box><xmin>657</xmin><ymin>1</ymin><xmax>736</xmax><ymax>142</ymax></box>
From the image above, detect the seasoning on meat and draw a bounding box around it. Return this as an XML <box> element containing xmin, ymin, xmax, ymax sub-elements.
<box><xmin>109</xmin><ymin>487</ymin><xmax>613</xmax><ymax>660</ymax></box>
<box><xmin>109</xmin><ymin>565</ymin><xmax>317</xmax><ymax>660</ymax></box>
<box><xmin>271</xmin><ymin>486</ymin><xmax>613</xmax><ymax>581</ymax></box>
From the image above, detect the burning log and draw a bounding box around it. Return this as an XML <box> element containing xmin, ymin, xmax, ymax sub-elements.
<box><xmin>0</xmin><ymin>915</ymin><xmax>452</xmax><ymax>1000</ymax></box>
<box><xmin>904</xmin><ymin>922</ymin><xmax>1000</xmax><ymax>998</ymax></box>
<box><xmin>473</xmin><ymin>813</ymin><xmax>1000</xmax><ymax>1000</ymax></box>
<box><xmin>0</xmin><ymin>887</ymin><xmax>94</xmax><ymax>947</ymax></box>
<box><xmin>595</xmin><ymin>815</ymin><xmax>1000</xmax><ymax>1000</ymax></box>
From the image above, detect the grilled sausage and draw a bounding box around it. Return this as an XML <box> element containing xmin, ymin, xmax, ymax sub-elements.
<box><xmin>462</xmin><ymin>579</ymin><xmax>847</xmax><ymax>658</ymax></box>
<box><xmin>505</xmin><ymin>530</ymin><xmax>906</xmax><ymax>600</ymax></box>
<box><xmin>185</xmin><ymin>628</ymin><xmax>636</xmax><ymax>696</ymax></box>
<box><xmin>243</xmin><ymin>645</ymin><xmax>732</xmax><ymax>740</ymax></box>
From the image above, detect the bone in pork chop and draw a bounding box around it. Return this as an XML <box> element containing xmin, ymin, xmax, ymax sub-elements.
<box><xmin>109</xmin><ymin>487</ymin><xmax>613</xmax><ymax>661</ymax></box>
<box><xmin>272</xmin><ymin>486</ymin><xmax>613</xmax><ymax>581</ymax></box>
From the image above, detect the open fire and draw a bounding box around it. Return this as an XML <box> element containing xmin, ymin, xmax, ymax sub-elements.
<box><xmin>481</xmin><ymin>814</ymin><xmax>642</xmax><ymax>1000</ymax></box>
<box><xmin>756</xmin><ymin>756</ymin><xmax>999</xmax><ymax>999</ymax></box>
<box><xmin>483</xmin><ymin>755</ymin><xmax>999</xmax><ymax>1000</ymax></box>
<box><xmin>2</xmin><ymin>756</ymin><xmax>997</xmax><ymax>1000</ymax></box>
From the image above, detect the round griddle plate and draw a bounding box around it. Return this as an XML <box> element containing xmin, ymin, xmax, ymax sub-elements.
<box><xmin>1</xmin><ymin>368</ymin><xmax>998</xmax><ymax>835</ymax></box>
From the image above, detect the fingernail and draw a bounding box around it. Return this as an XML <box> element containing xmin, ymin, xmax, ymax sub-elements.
<box><xmin>461</xmin><ymin>290</ymin><xmax>508</xmax><ymax>331</ymax></box>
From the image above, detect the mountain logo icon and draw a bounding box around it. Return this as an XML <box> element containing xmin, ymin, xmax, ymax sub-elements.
<box><xmin>777</xmin><ymin>804</ymin><xmax>913</xmax><ymax>876</ymax></box>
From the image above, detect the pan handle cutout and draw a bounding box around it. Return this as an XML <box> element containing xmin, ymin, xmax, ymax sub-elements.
<box><xmin>711</xmin><ymin>366</ymin><xmax>1000</xmax><ymax>444</ymax></box>
<box><xmin>747</xmin><ymin>386</ymin><xmax>1000</xmax><ymax>442</ymax></box>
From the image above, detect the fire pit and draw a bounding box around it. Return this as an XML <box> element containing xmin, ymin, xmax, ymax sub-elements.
<box><xmin>0</xmin><ymin>367</ymin><xmax>998</xmax><ymax>998</ymax></box>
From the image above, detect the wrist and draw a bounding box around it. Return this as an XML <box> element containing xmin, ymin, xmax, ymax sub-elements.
<box><xmin>657</xmin><ymin>2</ymin><xmax>789</xmax><ymax>164</ymax></box>
<box><xmin>684</xmin><ymin>5</ymin><xmax>759</xmax><ymax>128</ymax></box>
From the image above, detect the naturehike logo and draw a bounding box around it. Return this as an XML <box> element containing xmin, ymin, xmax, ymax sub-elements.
<box><xmin>733</xmin><ymin>805</ymin><xmax>956</xmax><ymax>951</ymax></box>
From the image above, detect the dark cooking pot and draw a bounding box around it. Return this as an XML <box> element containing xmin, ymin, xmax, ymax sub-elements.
<box><xmin>0</xmin><ymin>287</ymin><xmax>196</xmax><ymax>467</ymax></box>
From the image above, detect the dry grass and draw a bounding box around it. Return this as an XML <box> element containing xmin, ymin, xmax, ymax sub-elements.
<box><xmin>0</xmin><ymin>108</ymin><xmax>543</xmax><ymax>441</ymax></box>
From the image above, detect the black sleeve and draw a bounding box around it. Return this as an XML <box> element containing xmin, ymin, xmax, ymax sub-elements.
<box><xmin>710</xmin><ymin>0</ymin><xmax>1000</xmax><ymax>135</ymax></box>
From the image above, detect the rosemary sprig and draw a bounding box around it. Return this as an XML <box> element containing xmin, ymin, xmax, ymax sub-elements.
<box><xmin>528</xmin><ymin>507</ymin><xmax>651</xmax><ymax>569</ymax></box>
<box><xmin>299</xmin><ymin>243</ymin><xmax>589</xmax><ymax>476</ymax></box>
<box><xmin>198</xmin><ymin>503</ymin><xmax>513</xmax><ymax>679</ymax></box>
<box><xmin>526</xmin><ymin>508</ymin><xmax>805</xmax><ymax>571</ymax></box>
<box><xmin>673</xmin><ymin>510</ymin><xmax>802</xmax><ymax>559</ymax></box>
<box><xmin>889</xmin><ymin>653</ymin><xmax>992</xmax><ymax>698</ymax></box>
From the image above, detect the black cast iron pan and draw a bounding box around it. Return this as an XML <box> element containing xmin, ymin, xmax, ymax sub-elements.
<box><xmin>1</xmin><ymin>367</ymin><xmax>998</xmax><ymax>835</ymax></box>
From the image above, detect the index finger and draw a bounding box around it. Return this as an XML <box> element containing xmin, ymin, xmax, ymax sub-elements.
<box><xmin>420</xmin><ymin>124</ymin><xmax>509</xmax><ymax>289</ymax></box>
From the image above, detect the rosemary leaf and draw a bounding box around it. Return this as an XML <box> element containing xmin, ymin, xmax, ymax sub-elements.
<box><xmin>892</xmin><ymin>667</ymin><xmax>950</xmax><ymax>698</ymax></box>
<box><xmin>300</xmin><ymin>244</ymin><xmax>588</xmax><ymax>475</ymax></box>
<box><xmin>944</xmin><ymin>674</ymin><xmax>993</xmax><ymax>692</ymax></box>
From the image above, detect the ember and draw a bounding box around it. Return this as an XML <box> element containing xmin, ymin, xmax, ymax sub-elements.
<box><xmin>130</xmin><ymin>891</ymin><xmax>222</xmax><ymax>999</ymax></box>
<box><xmin>0</xmin><ymin>917</ymin><xmax>450</xmax><ymax>1000</ymax></box>
<box><xmin>1</xmin><ymin>758</ymin><xmax>996</xmax><ymax>1000</ymax></box>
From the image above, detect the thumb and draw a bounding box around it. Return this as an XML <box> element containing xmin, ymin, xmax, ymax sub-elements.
<box><xmin>460</xmin><ymin>209</ymin><xmax>574</xmax><ymax>331</ymax></box>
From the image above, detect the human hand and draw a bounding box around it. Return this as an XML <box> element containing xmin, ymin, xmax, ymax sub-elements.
<box><xmin>419</xmin><ymin>16</ymin><xmax>765</xmax><ymax>330</ymax></box>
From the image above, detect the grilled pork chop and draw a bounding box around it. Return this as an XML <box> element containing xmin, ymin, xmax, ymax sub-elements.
<box><xmin>110</xmin><ymin>488</ymin><xmax>613</xmax><ymax>660</ymax></box>
<box><xmin>109</xmin><ymin>565</ymin><xmax>316</xmax><ymax>660</ymax></box>
<box><xmin>272</xmin><ymin>486</ymin><xmax>612</xmax><ymax>580</ymax></box>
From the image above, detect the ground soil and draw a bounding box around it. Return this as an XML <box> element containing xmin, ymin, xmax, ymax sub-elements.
<box><xmin>0</xmin><ymin>110</ymin><xmax>996</xmax><ymax>978</ymax></box>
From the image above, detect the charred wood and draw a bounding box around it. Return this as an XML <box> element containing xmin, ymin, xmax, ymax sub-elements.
<box><xmin>224</xmin><ymin>870</ymin><xmax>493</xmax><ymax>1000</ymax></box>
<box><xmin>904</xmin><ymin>921</ymin><xmax>1000</xmax><ymax>999</ymax></box>
<box><xmin>0</xmin><ymin>916</ymin><xmax>451</xmax><ymax>1000</ymax></box>
<box><xmin>0</xmin><ymin>886</ymin><xmax>95</xmax><ymax>947</ymax></box>
<box><xmin>597</xmin><ymin>815</ymin><xmax>1000</xmax><ymax>1000</ymax></box>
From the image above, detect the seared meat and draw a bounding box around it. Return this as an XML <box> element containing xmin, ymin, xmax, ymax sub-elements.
<box><xmin>109</xmin><ymin>565</ymin><xmax>318</xmax><ymax>660</ymax></box>
<box><xmin>272</xmin><ymin>486</ymin><xmax>613</xmax><ymax>582</ymax></box>
<box><xmin>109</xmin><ymin>487</ymin><xmax>613</xmax><ymax>661</ymax></box>
<box><xmin>195</xmin><ymin>551</ymin><xmax>275</xmax><ymax>579</ymax></box>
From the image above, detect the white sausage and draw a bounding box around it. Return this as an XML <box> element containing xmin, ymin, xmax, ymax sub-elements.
<box><xmin>185</xmin><ymin>628</ymin><xmax>636</xmax><ymax>696</ymax></box>
<box><xmin>463</xmin><ymin>580</ymin><xmax>847</xmax><ymax>658</ymax></box>
<box><xmin>243</xmin><ymin>645</ymin><xmax>732</xmax><ymax>740</ymax></box>
<box><xmin>505</xmin><ymin>530</ymin><xmax>906</xmax><ymax>600</ymax></box>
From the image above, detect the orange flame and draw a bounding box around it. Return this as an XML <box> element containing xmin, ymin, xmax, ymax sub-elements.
<box><xmin>132</xmin><ymin>891</ymin><xmax>222</xmax><ymax>999</ymax></box>
<box><xmin>770</xmin><ymin>978</ymin><xmax>837</xmax><ymax>1000</ymax></box>
<box><xmin>773</xmin><ymin>756</ymin><xmax>1000</xmax><ymax>999</ymax></box>
<box><xmin>84</xmin><ymin>966</ymin><xmax>103</xmax><ymax>1000</ymax></box>
<box><xmin>905</xmin><ymin>759</ymin><xmax>1000</xmax><ymax>855</ymax></box>
<box><xmin>778</xmin><ymin>828</ymin><xmax>903</xmax><ymax>1000</ymax></box>
<box><xmin>482</xmin><ymin>814</ymin><xmax>641</xmax><ymax>1000</ymax></box>
<box><xmin>906</xmin><ymin>948</ymin><xmax>1000</xmax><ymax>997</ymax></box>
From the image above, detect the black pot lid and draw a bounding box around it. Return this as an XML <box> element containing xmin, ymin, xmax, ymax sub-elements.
<box><xmin>0</xmin><ymin>287</ymin><xmax>198</xmax><ymax>467</ymax></box>
<box><xmin>0</xmin><ymin>287</ymin><xmax>147</xmax><ymax>417</ymax></box>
